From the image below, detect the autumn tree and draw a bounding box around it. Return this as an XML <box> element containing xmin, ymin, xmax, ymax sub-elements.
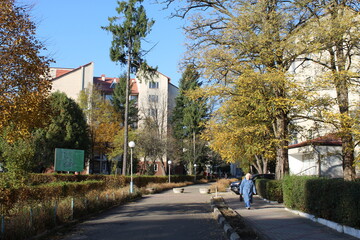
<box><xmin>164</xmin><ymin>0</ymin><xmax>321</xmax><ymax>179</ymax></box>
<box><xmin>102</xmin><ymin>0</ymin><xmax>154</xmax><ymax>175</ymax></box>
<box><xmin>136</xmin><ymin>117</ymin><xmax>166</xmax><ymax>175</ymax></box>
<box><xmin>136</xmin><ymin>92</ymin><xmax>171</xmax><ymax>175</ymax></box>
<box><xmin>0</xmin><ymin>0</ymin><xmax>52</xmax><ymax>139</ymax></box>
<box><xmin>295</xmin><ymin>1</ymin><xmax>360</xmax><ymax>180</ymax></box>
<box><xmin>201</xmin><ymin>70</ymin><xmax>281</xmax><ymax>174</ymax></box>
<box><xmin>78</xmin><ymin>86</ymin><xmax>122</xmax><ymax>173</ymax></box>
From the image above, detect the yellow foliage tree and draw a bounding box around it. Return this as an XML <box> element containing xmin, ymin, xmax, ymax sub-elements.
<box><xmin>78</xmin><ymin>86</ymin><xmax>122</xmax><ymax>173</ymax></box>
<box><xmin>166</xmin><ymin>0</ymin><xmax>360</xmax><ymax>180</ymax></box>
<box><xmin>0</xmin><ymin>0</ymin><xmax>52</xmax><ymax>139</ymax></box>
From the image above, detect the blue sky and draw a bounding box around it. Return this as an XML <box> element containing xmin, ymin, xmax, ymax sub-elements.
<box><xmin>30</xmin><ymin>0</ymin><xmax>186</xmax><ymax>87</ymax></box>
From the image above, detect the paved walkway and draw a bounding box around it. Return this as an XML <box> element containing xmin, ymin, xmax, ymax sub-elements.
<box><xmin>222</xmin><ymin>192</ymin><xmax>358</xmax><ymax>240</ymax></box>
<box><xmin>57</xmin><ymin>184</ymin><xmax>226</xmax><ymax>240</ymax></box>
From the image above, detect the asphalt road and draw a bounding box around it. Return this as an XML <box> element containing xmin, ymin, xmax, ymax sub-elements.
<box><xmin>54</xmin><ymin>184</ymin><xmax>226</xmax><ymax>240</ymax></box>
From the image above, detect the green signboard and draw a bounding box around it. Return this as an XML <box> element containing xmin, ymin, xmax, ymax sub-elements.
<box><xmin>54</xmin><ymin>148</ymin><xmax>85</xmax><ymax>172</ymax></box>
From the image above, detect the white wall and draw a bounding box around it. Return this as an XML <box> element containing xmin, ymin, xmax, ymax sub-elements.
<box><xmin>289</xmin><ymin>145</ymin><xmax>343</xmax><ymax>178</ymax></box>
<box><xmin>50</xmin><ymin>62</ymin><xmax>94</xmax><ymax>101</ymax></box>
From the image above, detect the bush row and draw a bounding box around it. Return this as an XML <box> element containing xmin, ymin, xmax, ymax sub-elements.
<box><xmin>24</xmin><ymin>173</ymin><xmax>195</xmax><ymax>188</ymax></box>
<box><xmin>2</xmin><ymin>181</ymin><xmax>194</xmax><ymax>240</ymax></box>
<box><xmin>0</xmin><ymin>180</ymin><xmax>105</xmax><ymax>213</ymax></box>
<box><xmin>283</xmin><ymin>175</ymin><xmax>360</xmax><ymax>229</ymax></box>
<box><xmin>255</xmin><ymin>179</ymin><xmax>283</xmax><ymax>203</ymax></box>
<box><xmin>0</xmin><ymin>174</ymin><xmax>196</xmax><ymax>213</ymax></box>
<box><xmin>28</xmin><ymin>173</ymin><xmax>126</xmax><ymax>188</ymax></box>
<box><xmin>2</xmin><ymin>187</ymin><xmax>142</xmax><ymax>240</ymax></box>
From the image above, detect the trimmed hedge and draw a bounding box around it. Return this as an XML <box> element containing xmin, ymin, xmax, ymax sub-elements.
<box><xmin>283</xmin><ymin>175</ymin><xmax>360</xmax><ymax>229</ymax></box>
<box><xmin>27</xmin><ymin>173</ymin><xmax>126</xmax><ymax>188</ymax></box>
<box><xmin>0</xmin><ymin>174</ymin><xmax>196</xmax><ymax>213</ymax></box>
<box><xmin>255</xmin><ymin>179</ymin><xmax>283</xmax><ymax>203</ymax></box>
<box><xmin>0</xmin><ymin>180</ymin><xmax>105</xmax><ymax>213</ymax></box>
<box><xmin>27</xmin><ymin>173</ymin><xmax>195</xmax><ymax>188</ymax></box>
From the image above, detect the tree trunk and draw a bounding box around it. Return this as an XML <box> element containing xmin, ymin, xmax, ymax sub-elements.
<box><xmin>335</xmin><ymin>73</ymin><xmax>356</xmax><ymax>181</ymax></box>
<box><xmin>333</xmin><ymin>33</ymin><xmax>356</xmax><ymax>180</ymax></box>
<box><xmin>253</xmin><ymin>155</ymin><xmax>268</xmax><ymax>174</ymax></box>
<box><xmin>275</xmin><ymin>112</ymin><xmax>289</xmax><ymax>180</ymax></box>
<box><xmin>122</xmin><ymin>40</ymin><xmax>132</xmax><ymax>175</ymax></box>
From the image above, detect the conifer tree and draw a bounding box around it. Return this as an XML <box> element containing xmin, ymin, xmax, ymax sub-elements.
<box><xmin>102</xmin><ymin>0</ymin><xmax>154</xmax><ymax>175</ymax></box>
<box><xmin>112</xmin><ymin>73</ymin><xmax>138</xmax><ymax>127</ymax></box>
<box><xmin>33</xmin><ymin>92</ymin><xmax>90</xmax><ymax>168</ymax></box>
<box><xmin>171</xmin><ymin>64</ymin><xmax>208</xmax><ymax>174</ymax></box>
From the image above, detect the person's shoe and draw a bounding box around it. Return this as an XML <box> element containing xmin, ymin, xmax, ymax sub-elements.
<box><xmin>246</xmin><ymin>207</ymin><xmax>250</xmax><ymax>210</ymax></box>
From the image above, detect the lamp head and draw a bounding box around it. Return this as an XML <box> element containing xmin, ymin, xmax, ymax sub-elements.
<box><xmin>128</xmin><ymin>141</ymin><xmax>135</xmax><ymax>148</ymax></box>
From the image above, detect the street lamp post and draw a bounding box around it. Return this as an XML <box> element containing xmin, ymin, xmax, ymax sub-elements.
<box><xmin>128</xmin><ymin>141</ymin><xmax>135</xmax><ymax>193</ymax></box>
<box><xmin>194</xmin><ymin>163</ymin><xmax>197</xmax><ymax>182</ymax></box>
<box><xmin>168</xmin><ymin>160</ymin><xmax>172</xmax><ymax>183</ymax></box>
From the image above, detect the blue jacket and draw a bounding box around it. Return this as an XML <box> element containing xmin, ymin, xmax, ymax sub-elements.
<box><xmin>239</xmin><ymin>179</ymin><xmax>256</xmax><ymax>197</ymax></box>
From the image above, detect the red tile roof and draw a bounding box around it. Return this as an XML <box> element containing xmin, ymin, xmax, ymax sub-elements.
<box><xmin>288</xmin><ymin>134</ymin><xmax>342</xmax><ymax>149</ymax></box>
<box><xmin>93</xmin><ymin>75</ymin><xmax>138</xmax><ymax>95</ymax></box>
<box><xmin>55</xmin><ymin>69</ymin><xmax>73</xmax><ymax>78</ymax></box>
<box><xmin>51</xmin><ymin>62</ymin><xmax>93</xmax><ymax>81</ymax></box>
<box><xmin>130</xmin><ymin>79</ymin><xmax>139</xmax><ymax>94</ymax></box>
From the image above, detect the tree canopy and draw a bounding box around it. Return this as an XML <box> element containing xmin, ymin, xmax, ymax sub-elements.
<box><xmin>102</xmin><ymin>0</ymin><xmax>154</xmax><ymax>175</ymax></box>
<box><xmin>165</xmin><ymin>0</ymin><xmax>360</xmax><ymax>179</ymax></box>
<box><xmin>0</xmin><ymin>0</ymin><xmax>52</xmax><ymax>139</ymax></box>
<box><xmin>34</xmin><ymin>92</ymin><xmax>90</xmax><ymax>168</ymax></box>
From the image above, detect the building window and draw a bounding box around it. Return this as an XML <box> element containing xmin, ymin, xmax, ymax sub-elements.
<box><xmin>149</xmin><ymin>81</ymin><xmax>159</xmax><ymax>89</ymax></box>
<box><xmin>149</xmin><ymin>108</ymin><xmax>157</xmax><ymax>117</ymax></box>
<box><xmin>130</xmin><ymin>95</ymin><xmax>138</xmax><ymax>102</ymax></box>
<box><xmin>148</xmin><ymin>94</ymin><xmax>158</xmax><ymax>102</ymax></box>
<box><xmin>105</xmin><ymin>94</ymin><xmax>113</xmax><ymax>101</ymax></box>
<box><xmin>154</xmin><ymin>163</ymin><xmax>158</xmax><ymax>172</ymax></box>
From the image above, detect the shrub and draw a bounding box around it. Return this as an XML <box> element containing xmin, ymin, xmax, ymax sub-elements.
<box><xmin>1</xmin><ymin>186</ymin><xmax>142</xmax><ymax>240</ymax></box>
<box><xmin>0</xmin><ymin>180</ymin><xmax>105</xmax><ymax>214</ymax></box>
<box><xmin>210</xmin><ymin>178</ymin><xmax>238</xmax><ymax>193</ymax></box>
<box><xmin>256</xmin><ymin>179</ymin><xmax>283</xmax><ymax>203</ymax></box>
<box><xmin>283</xmin><ymin>175</ymin><xmax>360</xmax><ymax>229</ymax></box>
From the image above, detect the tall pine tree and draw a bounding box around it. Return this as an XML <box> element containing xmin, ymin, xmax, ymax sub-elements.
<box><xmin>102</xmin><ymin>0</ymin><xmax>154</xmax><ymax>175</ymax></box>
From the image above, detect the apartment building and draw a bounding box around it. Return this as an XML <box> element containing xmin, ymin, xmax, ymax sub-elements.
<box><xmin>50</xmin><ymin>62</ymin><xmax>178</xmax><ymax>175</ymax></box>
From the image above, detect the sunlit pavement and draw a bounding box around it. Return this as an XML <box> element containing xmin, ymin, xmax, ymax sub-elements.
<box><xmin>223</xmin><ymin>193</ymin><xmax>358</xmax><ymax>240</ymax></box>
<box><xmin>58</xmin><ymin>184</ymin><xmax>226</xmax><ymax>240</ymax></box>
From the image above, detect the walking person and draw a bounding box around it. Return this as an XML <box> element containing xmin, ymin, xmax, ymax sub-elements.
<box><xmin>239</xmin><ymin>173</ymin><xmax>257</xmax><ymax>209</ymax></box>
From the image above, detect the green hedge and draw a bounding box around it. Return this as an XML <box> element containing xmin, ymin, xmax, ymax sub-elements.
<box><xmin>255</xmin><ymin>179</ymin><xmax>283</xmax><ymax>203</ymax></box>
<box><xmin>283</xmin><ymin>175</ymin><xmax>360</xmax><ymax>229</ymax></box>
<box><xmin>27</xmin><ymin>173</ymin><xmax>126</xmax><ymax>188</ymax></box>
<box><xmin>0</xmin><ymin>174</ymin><xmax>195</xmax><ymax>213</ymax></box>
<box><xmin>0</xmin><ymin>180</ymin><xmax>105</xmax><ymax>214</ymax></box>
<box><xmin>130</xmin><ymin>175</ymin><xmax>195</xmax><ymax>187</ymax></box>
<box><xmin>27</xmin><ymin>173</ymin><xmax>194</xmax><ymax>188</ymax></box>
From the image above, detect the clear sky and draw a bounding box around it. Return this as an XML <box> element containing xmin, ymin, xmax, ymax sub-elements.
<box><xmin>30</xmin><ymin>0</ymin><xmax>186</xmax><ymax>87</ymax></box>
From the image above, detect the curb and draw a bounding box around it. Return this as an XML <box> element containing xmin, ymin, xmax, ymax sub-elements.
<box><xmin>257</xmin><ymin>196</ymin><xmax>360</xmax><ymax>239</ymax></box>
<box><xmin>211</xmin><ymin>199</ymin><xmax>241</xmax><ymax>240</ymax></box>
<box><xmin>285</xmin><ymin>208</ymin><xmax>360</xmax><ymax>239</ymax></box>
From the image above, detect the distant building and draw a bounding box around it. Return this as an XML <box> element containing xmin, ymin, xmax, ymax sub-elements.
<box><xmin>50</xmin><ymin>62</ymin><xmax>178</xmax><ymax>175</ymax></box>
